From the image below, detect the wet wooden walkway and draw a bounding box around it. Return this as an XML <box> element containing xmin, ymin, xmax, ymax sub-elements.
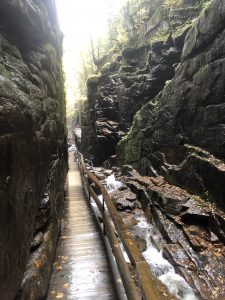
<box><xmin>47</xmin><ymin>153</ymin><xmax>117</xmax><ymax>299</ymax></box>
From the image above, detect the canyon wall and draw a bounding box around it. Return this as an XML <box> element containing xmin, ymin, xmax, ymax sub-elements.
<box><xmin>0</xmin><ymin>0</ymin><xmax>67</xmax><ymax>299</ymax></box>
<box><xmin>80</xmin><ymin>0</ymin><xmax>208</xmax><ymax>166</ymax></box>
<box><xmin>79</xmin><ymin>0</ymin><xmax>225</xmax><ymax>210</ymax></box>
<box><xmin>79</xmin><ymin>1</ymin><xmax>225</xmax><ymax>298</ymax></box>
<box><xmin>118</xmin><ymin>0</ymin><xmax>225</xmax><ymax>209</ymax></box>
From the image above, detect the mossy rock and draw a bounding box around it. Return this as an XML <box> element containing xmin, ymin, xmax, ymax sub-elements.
<box><xmin>101</xmin><ymin>61</ymin><xmax>118</xmax><ymax>74</ymax></box>
<box><xmin>87</xmin><ymin>75</ymin><xmax>99</xmax><ymax>88</ymax></box>
<box><xmin>0</xmin><ymin>64</ymin><xmax>10</xmax><ymax>78</ymax></box>
<box><xmin>1</xmin><ymin>37</ymin><xmax>22</xmax><ymax>60</ymax></box>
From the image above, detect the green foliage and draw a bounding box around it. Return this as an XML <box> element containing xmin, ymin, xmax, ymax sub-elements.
<box><xmin>0</xmin><ymin>64</ymin><xmax>10</xmax><ymax>78</ymax></box>
<box><xmin>163</xmin><ymin>0</ymin><xmax>183</xmax><ymax>7</ymax></box>
<box><xmin>77</xmin><ymin>53</ymin><xmax>96</xmax><ymax>97</ymax></box>
<box><xmin>76</xmin><ymin>0</ymin><xmax>187</xmax><ymax>98</ymax></box>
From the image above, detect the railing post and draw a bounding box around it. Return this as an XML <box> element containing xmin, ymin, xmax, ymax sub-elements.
<box><xmin>88</xmin><ymin>178</ymin><xmax>91</xmax><ymax>201</ymax></box>
<box><xmin>103</xmin><ymin>197</ymin><xmax>106</xmax><ymax>235</ymax></box>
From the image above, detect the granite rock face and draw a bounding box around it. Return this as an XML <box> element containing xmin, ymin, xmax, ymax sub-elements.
<box><xmin>119</xmin><ymin>168</ymin><xmax>225</xmax><ymax>300</ymax></box>
<box><xmin>118</xmin><ymin>0</ymin><xmax>225</xmax><ymax>207</ymax></box>
<box><xmin>80</xmin><ymin>0</ymin><xmax>206</xmax><ymax>166</ymax></box>
<box><xmin>0</xmin><ymin>1</ymin><xmax>67</xmax><ymax>299</ymax></box>
<box><xmin>89</xmin><ymin>163</ymin><xmax>225</xmax><ymax>299</ymax></box>
<box><xmin>80</xmin><ymin>1</ymin><xmax>225</xmax><ymax>297</ymax></box>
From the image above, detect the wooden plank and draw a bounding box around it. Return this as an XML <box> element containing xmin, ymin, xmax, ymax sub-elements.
<box><xmin>47</xmin><ymin>153</ymin><xmax>116</xmax><ymax>299</ymax></box>
<box><xmin>78</xmin><ymin>152</ymin><xmax>175</xmax><ymax>300</ymax></box>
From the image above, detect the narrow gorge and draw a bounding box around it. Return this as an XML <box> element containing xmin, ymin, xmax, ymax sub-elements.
<box><xmin>0</xmin><ymin>0</ymin><xmax>225</xmax><ymax>299</ymax></box>
<box><xmin>76</xmin><ymin>0</ymin><xmax>225</xmax><ymax>299</ymax></box>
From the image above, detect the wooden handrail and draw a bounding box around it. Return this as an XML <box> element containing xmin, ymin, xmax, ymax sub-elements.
<box><xmin>88</xmin><ymin>184</ymin><xmax>141</xmax><ymax>300</ymax></box>
<box><xmin>76</xmin><ymin>152</ymin><xmax>174</xmax><ymax>300</ymax></box>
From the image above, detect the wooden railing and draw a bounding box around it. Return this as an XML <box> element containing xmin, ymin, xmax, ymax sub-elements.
<box><xmin>76</xmin><ymin>152</ymin><xmax>174</xmax><ymax>300</ymax></box>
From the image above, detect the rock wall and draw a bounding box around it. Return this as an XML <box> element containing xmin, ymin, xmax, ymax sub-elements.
<box><xmin>0</xmin><ymin>1</ymin><xmax>67</xmax><ymax>299</ymax></box>
<box><xmin>79</xmin><ymin>1</ymin><xmax>225</xmax><ymax>298</ymax></box>
<box><xmin>80</xmin><ymin>0</ymin><xmax>207</xmax><ymax>166</ymax></box>
<box><xmin>118</xmin><ymin>0</ymin><xmax>225</xmax><ymax>209</ymax></box>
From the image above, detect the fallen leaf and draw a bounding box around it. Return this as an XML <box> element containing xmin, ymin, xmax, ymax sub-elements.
<box><xmin>63</xmin><ymin>283</ymin><xmax>69</xmax><ymax>288</ymax></box>
<box><xmin>56</xmin><ymin>292</ymin><xmax>64</xmax><ymax>299</ymax></box>
<box><xmin>56</xmin><ymin>265</ymin><xmax>63</xmax><ymax>272</ymax></box>
<box><xmin>34</xmin><ymin>260</ymin><xmax>41</xmax><ymax>268</ymax></box>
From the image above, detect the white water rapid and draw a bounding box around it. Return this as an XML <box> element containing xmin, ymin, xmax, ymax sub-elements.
<box><xmin>105</xmin><ymin>174</ymin><xmax>124</xmax><ymax>192</ymax></box>
<box><xmin>137</xmin><ymin>217</ymin><xmax>198</xmax><ymax>300</ymax></box>
<box><xmin>91</xmin><ymin>170</ymin><xmax>198</xmax><ymax>300</ymax></box>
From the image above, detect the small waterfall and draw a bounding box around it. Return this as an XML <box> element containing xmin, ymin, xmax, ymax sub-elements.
<box><xmin>105</xmin><ymin>174</ymin><xmax>124</xmax><ymax>192</ymax></box>
<box><xmin>90</xmin><ymin>171</ymin><xmax>198</xmax><ymax>300</ymax></box>
<box><xmin>137</xmin><ymin>217</ymin><xmax>198</xmax><ymax>300</ymax></box>
<box><xmin>68</xmin><ymin>144</ymin><xmax>77</xmax><ymax>153</ymax></box>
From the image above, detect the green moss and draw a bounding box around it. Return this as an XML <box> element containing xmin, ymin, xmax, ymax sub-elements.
<box><xmin>43</xmin><ymin>42</ymin><xmax>55</xmax><ymax>54</ymax></box>
<box><xmin>173</xmin><ymin>22</ymin><xmax>192</xmax><ymax>38</ymax></box>
<box><xmin>151</xmin><ymin>29</ymin><xmax>170</xmax><ymax>42</ymax></box>
<box><xmin>201</xmin><ymin>0</ymin><xmax>212</xmax><ymax>13</ymax></box>
<box><xmin>0</xmin><ymin>64</ymin><xmax>10</xmax><ymax>78</ymax></box>
<box><xmin>43</xmin><ymin>42</ymin><xmax>58</xmax><ymax>72</ymax></box>
<box><xmin>2</xmin><ymin>38</ymin><xmax>22</xmax><ymax>60</ymax></box>
<box><xmin>101</xmin><ymin>61</ymin><xmax>118</xmax><ymax>74</ymax></box>
<box><xmin>199</xmin><ymin>64</ymin><xmax>209</xmax><ymax>76</ymax></box>
<box><xmin>163</xmin><ymin>0</ymin><xmax>183</xmax><ymax>8</ymax></box>
<box><xmin>124</xmin><ymin>144</ymin><xmax>141</xmax><ymax>163</ymax></box>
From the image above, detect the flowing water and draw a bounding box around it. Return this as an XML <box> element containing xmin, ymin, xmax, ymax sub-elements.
<box><xmin>91</xmin><ymin>171</ymin><xmax>198</xmax><ymax>300</ymax></box>
<box><xmin>137</xmin><ymin>217</ymin><xmax>198</xmax><ymax>300</ymax></box>
<box><xmin>105</xmin><ymin>174</ymin><xmax>124</xmax><ymax>192</ymax></box>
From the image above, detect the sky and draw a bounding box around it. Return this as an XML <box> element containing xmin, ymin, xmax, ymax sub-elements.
<box><xmin>55</xmin><ymin>0</ymin><xmax>124</xmax><ymax>110</ymax></box>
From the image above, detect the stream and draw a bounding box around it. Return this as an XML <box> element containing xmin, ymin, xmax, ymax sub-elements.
<box><xmin>136</xmin><ymin>216</ymin><xmax>197</xmax><ymax>300</ymax></box>
<box><xmin>89</xmin><ymin>167</ymin><xmax>198</xmax><ymax>300</ymax></box>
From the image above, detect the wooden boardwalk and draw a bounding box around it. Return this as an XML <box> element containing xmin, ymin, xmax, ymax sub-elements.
<box><xmin>47</xmin><ymin>153</ymin><xmax>117</xmax><ymax>299</ymax></box>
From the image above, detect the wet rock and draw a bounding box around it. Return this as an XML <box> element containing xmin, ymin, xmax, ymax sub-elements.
<box><xmin>111</xmin><ymin>189</ymin><xmax>138</xmax><ymax>212</ymax></box>
<box><xmin>118</xmin><ymin>1</ymin><xmax>225</xmax><ymax>214</ymax></box>
<box><xmin>95</xmin><ymin>172</ymin><xmax>106</xmax><ymax>181</ymax></box>
<box><xmin>122</xmin><ymin>165</ymin><xmax>140</xmax><ymax>177</ymax></box>
<box><xmin>151</xmin><ymin>40</ymin><xmax>164</xmax><ymax>53</ymax></box>
<box><xmin>135</xmin><ymin>236</ymin><xmax>147</xmax><ymax>252</ymax></box>
<box><xmin>30</xmin><ymin>232</ymin><xmax>44</xmax><ymax>251</ymax></box>
<box><xmin>123</xmin><ymin>215</ymin><xmax>138</xmax><ymax>228</ymax></box>
<box><xmin>34</xmin><ymin>195</ymin><xmax>51</xmax><ymax>233</ymax></box>
<box><xmin>103</xmin><ymin>169</ymin><xmax>113</xmax><ymax>176</ymax></box>
<box><xmin>168</xmin><ymin>146</ymin><xmax>225</xmax><ymax>211</ymax></box>
<box><xmin>115</xmin><ymin>165</ymin><xmax>225</xmax><ymax>299</ymax></box>
<box><xmin>80</xmin><ymin>1</ymin><xmax>204</xmax><ymax>165</ymax></box>
<box><xmin>103</xmin><ymin>155</ymin><xmax>117</xmax><ymax>168</ymax></box>
<box><xmin>112</xmin><ymin>166</ymin><xmax>119</xmax><ymax>172</ymax></box>
<box><xmin>115</xmin><ymin>199</ymin><xmax>133</xmax><ymax>211</ymax></box>
<box><xmin>17</xmin><ymin>212</ymin><xmax>63</xmax><ymax>300</ymax></box>
<box><xmin>181</xmin><ymin>206</ymin><xmax>210</xmax><ymax>226</ymax></box>
<box><xmin>125</xmin><ymin>191</ymin><xmax>137</xmax><ymax>202</ymax></box>
<box><xmin>0</xmin><ymin>1</ymin><xmax>67</xmax><ymax>299</ymax></box>
<box><xmin>182</xmin><ymin>0</ymin><xmax>225</xmax><ymax>60</ymax></box>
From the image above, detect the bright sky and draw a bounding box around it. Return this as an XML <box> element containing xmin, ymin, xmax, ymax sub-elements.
<box><xmin>55</xmin><ymin>0</ymin><xmax>124</xmax><ymax>110</ymax></box>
